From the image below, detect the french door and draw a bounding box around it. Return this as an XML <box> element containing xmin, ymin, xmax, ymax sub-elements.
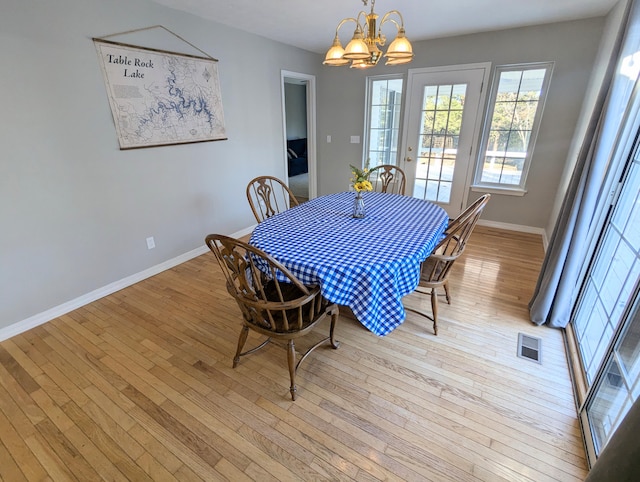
<box><xmin>401</xmin><ymin>64</ymin><xmax>489</xmax><ymax>217</ymax></box>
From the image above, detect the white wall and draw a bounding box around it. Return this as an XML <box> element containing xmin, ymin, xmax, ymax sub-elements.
<box><xmin>316</xmin><ymin>17</ymin><xmax>606</xmax><ymax>229</ymax></box>
<box><xmin>0</xmin><ymin>0</ymin><xmax>320</xmax><ymax>332</ymax></box>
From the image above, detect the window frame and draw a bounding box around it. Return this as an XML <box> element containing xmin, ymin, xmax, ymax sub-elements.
<box><xmin>363</xmin><ymin>74</ymin><xmax>405</xmax><ymax>168</ymax></box>
<box><xmin>472</xmin><ymin>62</ymin><xmax>554</xmax><ymax>193</ymax></box>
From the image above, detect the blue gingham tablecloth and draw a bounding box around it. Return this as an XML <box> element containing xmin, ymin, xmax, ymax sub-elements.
<box><xmin>249</xmin><ymin>191</ymin><xmax>448</xmax><ymax>336</ymax></box>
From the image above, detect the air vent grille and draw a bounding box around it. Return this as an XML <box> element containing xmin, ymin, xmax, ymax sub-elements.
<box><xmin>518</xmin><ymin>333</ymin><xmax>542</xmax><ymax>363</ymax></box>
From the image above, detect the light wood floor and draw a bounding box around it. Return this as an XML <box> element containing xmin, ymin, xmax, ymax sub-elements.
<box><xmin>0</xmin><ymin>226</ymin><xmax>588</xmax><ymax>481</ymax></box>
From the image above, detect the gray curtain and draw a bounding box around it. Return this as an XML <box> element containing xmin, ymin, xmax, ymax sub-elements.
<box><xmin>529</xmin><ymin>0</ymin><xmax>636</xmax><ymax>328</ymax></box>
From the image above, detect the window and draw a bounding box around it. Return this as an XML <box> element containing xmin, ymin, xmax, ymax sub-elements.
<box><xmin>575</xmin><ymin>134</ymin><xmax>640</xmax><ymax>457</ymax></box>
<box><xmin>364</xmin><ymin>76</ymin><xmax>404</xmax><ymax>167</ymax></box>
<box><xmin>474</xmin><ymin>63</ymin><xmax>553</xmax><ymax>191</ymax></box>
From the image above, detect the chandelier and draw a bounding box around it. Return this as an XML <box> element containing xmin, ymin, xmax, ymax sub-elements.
<box><xmin>323</xmin><ymin>0</ymin><xmax>414</xmax><ymax>69</ymax></box>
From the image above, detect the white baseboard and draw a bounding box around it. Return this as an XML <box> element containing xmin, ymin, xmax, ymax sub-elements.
<box><xmin>0</xmin><ymin>226</ymin><xmax>255</xmax><ymax>342</ymax></box>
<box><xmin>477</xmin><ymin>219</ymin><xmax>549</xmax><ymax>251</ymax></box>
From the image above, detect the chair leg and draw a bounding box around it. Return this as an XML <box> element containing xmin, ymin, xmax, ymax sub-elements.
<box><xmin>443</xmin><ymin>281</ymin><xmax>451</xmax><ymax>304</ymax></box>
<box><xmin>233</xmin><ymin>325</ymin><xmax>249</xmax><ymax>368</ymax></box>
<box><xmin>287</xmin><ymin>339</ymin><xmax>297</xmax><ymax>401</ymax></box>
<box><xmin>431</xmin><ymin>288</ymin><xmax>438</xmax><ymax>336</ymax></box>
<box><xmin>329</xmin><ymin>308</ymin><xmax>340</xmax><ymax>349</ymax></box>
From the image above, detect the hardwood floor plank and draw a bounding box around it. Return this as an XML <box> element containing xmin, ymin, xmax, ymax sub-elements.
<box><xmin>0</xmin><ymin>344</ymin><xmax>41</xmax><ymax>394</ymax></box>
<box><xmin>0</xmin><ymin>227</ymin><xmax>588</xmax><ymax>481</ymax></box>
<box><xmin>35</xmin><ymin>418</ymin><xmax>101</xmax><ymax>481</ymax></box>
<box><xmin>23</xmin><ymin>432</ymin><xmax>74</xmax><ymax>482</ymax></box>
<box><xmin>60</xmin><ymin>400</ymin><xmax>153</xmax><ymax>481</ymax></box>
<box><xmin>61</xmin><ymin>424</ymin><xmax>129</xmax><ymax>482</ymax></box>
<box><xmin>127</xmin><ymin>423</ymin><xmax>185</xmax><ymax>475</ymax></box>
<box><xmin>135</xmin><ymin>450</ymin><xmax>180</xmax><ymax>481</ymax></box>
<box><xmin>0</xmin><ymin>397</ymin><xmax>49</xmax><ymax>482</ymax></box>
<box><xmin>257</xmin><ymin>397</ymin><xmax>403</xmax><ymax>481</ymax></box>
<box><xmin>0</xmin><ymin>438</ymin><xmax>28</xmax><ymax>482</ymax></box>
<box><xmin>122</xmin><ymin>384</ymin><xmax>225</xmax><ymax>471</ymax></box>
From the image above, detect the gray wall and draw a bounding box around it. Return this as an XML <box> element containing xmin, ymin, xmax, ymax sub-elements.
<box><xmin>0</xmin><ymin>0</ymin><xmax>612</xmax><ymax>335</ymax></box>
<box><xmin>284</xmin><ymin>83</ymin><xmax>308</xmax><ymax>139</ymax></box>
<box><xmin>316</xmin><ymin>17</ymin><xmax>606</xmax><ymax>228</ymax></box>
<box><xmin>0</xmin><ymin>0</ymin><xmax>320</xmax><ymax>330</ymax></box>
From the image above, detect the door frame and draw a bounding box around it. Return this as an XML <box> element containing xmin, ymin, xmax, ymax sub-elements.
<box><xmin>281</xmin><ymin>70</ymin><xmax>317</xmax><ymax>199</ymax></box>
<box><xmin>400</xmin><ymin>63</ymin><xmax>491</xmax><ymax>214</ymax></box>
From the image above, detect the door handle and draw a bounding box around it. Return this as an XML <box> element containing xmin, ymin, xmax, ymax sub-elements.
<box><xmin>406</xmin><ymin>156</ymin><xmax>413</xmax><ymax>162</ymax></box>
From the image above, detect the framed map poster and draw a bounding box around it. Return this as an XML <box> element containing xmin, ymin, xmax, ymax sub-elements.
<box><xmin>94</xmin><ymin>39</ymin><xmax>227</xmax><ymax>149</ymax></box>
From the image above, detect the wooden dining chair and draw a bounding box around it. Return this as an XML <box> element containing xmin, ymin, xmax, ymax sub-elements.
<box><xmin>446</xmin><ymin>193</ymin><xmax>491</xmax><ymax>234</ymax></box>
<box><xmin>205</xmin><ymin>234</ymin><xmax>339</xmax><ymax>400</ymax></box>
<box><xmin>369</xmin><ymin>164</ymin><xmax>406</xmax><ymax>195</ymax></box>
<box><xmin>406</xmin><ymin>194</ymin><xmax>490</xmax><ymax>335</ymax></box>
<box><xmin>246</xmin><ymin>175</ymin><xmax>299</xmax><ymax>223</ymax></box>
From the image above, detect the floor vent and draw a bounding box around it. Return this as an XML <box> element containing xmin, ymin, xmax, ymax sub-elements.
<box><xmin>517</xmin><ymin>333</ymin><xmax>542</xmax><ymax>363</ymax></box>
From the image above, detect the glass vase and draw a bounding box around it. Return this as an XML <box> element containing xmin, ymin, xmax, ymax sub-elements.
<box><xmin>352</xmin><ymin>191</ymin><xmax>366</xmax><ymax>218</ymax></box>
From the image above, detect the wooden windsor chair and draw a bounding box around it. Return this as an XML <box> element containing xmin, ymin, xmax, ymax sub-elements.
<box><xmin>246</xmin><ymin>175</ymin><xmax>299</xmax><ymax>223</ymax></box>
<box><xmin>369</xmin><ymin>164</ymin><xmax>406</xmax><ymax>195</ymax></box>
<box><xmin>406</xmin><ymin>194</ymin><xmax>490</xmax><ymax>335</ymax></box>
<box><xmin>205</xmin><ymin>234</ymin><xmax>339</xmax><ymax>400</ymax></box>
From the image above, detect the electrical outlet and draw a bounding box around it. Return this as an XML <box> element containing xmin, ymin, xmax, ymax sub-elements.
<box><xmin>146</xmin><ymin>236</ymin><xmax>155</xmax><ymax>249</ymax></box>
<box><xmin>350</xmin><ymin>135</ymin><xmax>360</xmax><ymax>144</ymax></box>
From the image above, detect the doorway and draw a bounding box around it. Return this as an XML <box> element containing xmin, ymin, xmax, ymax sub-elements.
<box><xmin>401</xmin><ymin>64</ymin><xmax>490</xmax><ymax>217</ymax></box>
<box><xmin>281</xmin><ymin>71</ymin><xmax>317</xmax><ymax>202</ymax></box>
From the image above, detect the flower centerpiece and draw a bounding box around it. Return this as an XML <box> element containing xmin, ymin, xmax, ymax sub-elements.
<box><xmin>349</xmin><ymin>162</ymin><xmax>378</xmax><ymax>218</ymax></box>
<box><xmin>350</xmin><ymin>164</ymin><xmax>374</xmax><ymax>193</ymax></box>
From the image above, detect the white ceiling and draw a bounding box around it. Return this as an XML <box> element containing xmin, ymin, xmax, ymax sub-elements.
<box><xmin>148</xmin><ymin>0</ymin><xmax>618</xmax><ymax>54</ymax></box>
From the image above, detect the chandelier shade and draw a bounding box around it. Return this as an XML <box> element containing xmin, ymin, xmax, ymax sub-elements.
<box><xmin>385</xmin><ymin>28</ymin><xmax>413</xmax><ymax>59</ymax></box>
<box><xmin>323</xmin><ymin>35</ymin><xmax>350</xmax><ymax>66</ymax></box>
<box><xmin>343</xmin><ymin>27</ymin><xmax>371</xmax><ymax>60</ymax></box>
<box><xmin>384</xmin><ymin>56</ymin><xmax>413</xmax><ymax>66</ymax></box>
<box><xmin>323</xmin><ymin>0</ymin><xmax>414</xmax><ymax>69</ymax></box>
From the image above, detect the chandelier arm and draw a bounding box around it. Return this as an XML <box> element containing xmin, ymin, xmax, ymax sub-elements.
<box><xmin>355</xmin><ymin>11</ymin><xmax>368</xmax><ymax>32</ymax></box>
<box><xmin>380</xmin><ymin>17</ymin><xmax>400</xmax><ymax>32</ymax></box>
<box><xmin>334</xmin><ymin>17</ymin><xmax>357</xmax><ymax>35</ymax></box>
<box><xmin>379</xmin><ymin>10</ymin><xmax>405</xmax><ymax>30</ymax></box>
<box><xmin>334</xmin><ymin>12</ymin><xmax>368</xmax><ymax>36</ymax></box>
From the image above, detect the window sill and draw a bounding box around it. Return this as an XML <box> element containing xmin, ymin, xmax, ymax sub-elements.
<box><xmin>471</xmin><ymin>185</ymin><xmax>527</xmax><ymax>197</ymax></box>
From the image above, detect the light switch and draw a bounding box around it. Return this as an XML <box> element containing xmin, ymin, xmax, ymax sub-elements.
<box><xmin>350</xmin><ymin>136</ymin><xmax>360</xmax><ymax>144</ymax></box>
<box><xmin>327</xmin><ymin>135</ymin><xmax>332</xmax><ymax>143</ymax></box>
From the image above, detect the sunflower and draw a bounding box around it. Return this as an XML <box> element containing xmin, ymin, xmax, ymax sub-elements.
<box><xmin>350</xmin><ymin>163</ymin><xmax>378</xmax><ymax>192</ymax></box>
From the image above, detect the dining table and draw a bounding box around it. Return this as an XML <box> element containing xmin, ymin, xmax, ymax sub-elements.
<box><xmin>249</xmin><ymin>191</ymin><xmax>449</xmax><ymax>336</ymax></box>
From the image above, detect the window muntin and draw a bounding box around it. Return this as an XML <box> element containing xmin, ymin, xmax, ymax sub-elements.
<box><xmin>365</xmin><ymin>76</ymin><xmax>403</xmax><ymax>167</ymax></box>
<box><xmin>414</xmin><ymin>83</ymin><xmax>467</xmax><ymax>203</ymax></box>
<box><xmin>474</xmin><ymin>63</ymin><xmax>553</xmax><ymax>190</ymax></box>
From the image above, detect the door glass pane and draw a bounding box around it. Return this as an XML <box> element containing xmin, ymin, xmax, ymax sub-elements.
<box><xmin>366</xmin><ymin>77</ymin><xmax>403</xmax><ymax>168</ymax></box>
<box><xmin>574</xmin><ymin>155</ymin><xmax>640</xmax><ymax>384</ymax></box>
<box><xmin>414</xmin><ymin>83</ymin><xmax>466</xmax><ymax>203</ymax></box>
<box><xmin>619</xmin><ymin>306</ymin><xmax>640</xmax><ymax>382</ymax></box>
<box><xmin>577</xmin><ymin>147</ymin><xmax>640</xmax><ymax>456</ymax></box>
<box><xmin>587</xmin><ymin>300</ymin><xmax>640</xmax><ymax>453</ymax></box>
